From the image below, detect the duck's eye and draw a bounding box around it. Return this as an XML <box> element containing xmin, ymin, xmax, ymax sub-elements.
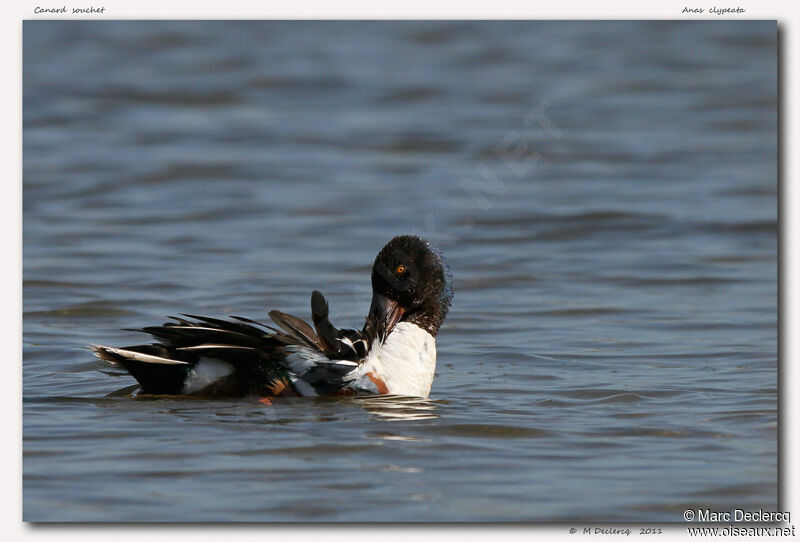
<box><xmin>395</xmin><ymin>265</ymin><xmax>407</xmax><ymax>275</ymax></box>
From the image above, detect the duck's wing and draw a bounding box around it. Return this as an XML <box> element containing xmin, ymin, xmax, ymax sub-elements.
<box><xmin>92</xmin><ymin>311</ymin><xmax>364</xmax><ymax>397</ymax></box>
<box><xmin>266</xmin><ymin>308</ymin><xmax>364</xmax><ymax>395</ymax></box>
<box><xmin>310</xmin><ymin>290</ymin><xmax>370</xmax><ymax>360</ymax></box>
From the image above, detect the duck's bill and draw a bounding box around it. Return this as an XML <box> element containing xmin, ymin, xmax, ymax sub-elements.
<box><xmin>369</xmin><ymin>293</ymin><xmax>405</xmax><ymax>335</ymax></box>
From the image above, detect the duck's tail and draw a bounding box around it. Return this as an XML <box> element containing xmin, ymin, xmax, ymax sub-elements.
<box><xmin>91</xmin><ymin>344</ymin><xmax>192</xmax><ymax>394</ymax></box>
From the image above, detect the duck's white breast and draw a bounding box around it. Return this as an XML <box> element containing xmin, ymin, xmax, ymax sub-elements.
<box><xmin>359</xmin><ymin>321</ymin><xmax>437</xmax><ymax>398</ymax></box>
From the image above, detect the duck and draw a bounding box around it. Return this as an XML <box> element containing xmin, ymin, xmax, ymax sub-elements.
<box><xmin>91</xmin><ymin>235</ymin><xmax>453</xmax><ymax>399</ymax></box>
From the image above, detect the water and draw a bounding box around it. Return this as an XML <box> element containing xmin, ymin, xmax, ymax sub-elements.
<box><xmin>23</xmin><ymin>21</ymin><xmax>777</xmax><ymax>522</ymax></box>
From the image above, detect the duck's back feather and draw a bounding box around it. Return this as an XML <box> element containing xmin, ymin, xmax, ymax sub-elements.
<box><xmin>92</xmin><ymin>309</ymin><xmax>363</xmax><ymax>398</ymax></box>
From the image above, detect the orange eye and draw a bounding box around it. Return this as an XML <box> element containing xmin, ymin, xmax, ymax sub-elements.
<box><xmin>395</xmin><ymin>265</ymin><xmax>407</xmax><ymax>275</ymax></box>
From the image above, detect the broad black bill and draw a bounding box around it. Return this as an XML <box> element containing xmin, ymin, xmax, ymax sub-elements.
<box><xmin>368</xmin><ymin>292</ymin><xmax>405</xmax><ymax>339</ymax></box>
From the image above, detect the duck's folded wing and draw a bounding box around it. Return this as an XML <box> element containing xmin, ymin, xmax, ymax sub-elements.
<box><xmin>266</xmin><ymin>307</ymin><xmax>370</xmax><ymax>395</ymax></box>
<box><xmin>310</xmin><ymin>290</ymin><xmax>370</xmax><ymax>360</ymax></box>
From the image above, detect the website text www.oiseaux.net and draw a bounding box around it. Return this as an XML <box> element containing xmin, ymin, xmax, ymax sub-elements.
<box><xmin>688</xmin><ymin>525</ymin><xmax>795</xmax><ymax>537</ymax></box>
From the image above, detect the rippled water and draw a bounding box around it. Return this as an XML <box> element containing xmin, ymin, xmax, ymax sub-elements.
<box><xmin>23</xmin><ymin>21</ymin><xmax>777</xmax><ymax>521</ymax></box>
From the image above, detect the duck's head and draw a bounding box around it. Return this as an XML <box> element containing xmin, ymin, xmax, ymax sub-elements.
<box><xmin>367</xmin><ymin>235</ymin><xmax>453</xmax><ymax>338</ymax></box>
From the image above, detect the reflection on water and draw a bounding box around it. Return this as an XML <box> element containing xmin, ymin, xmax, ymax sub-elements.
<box><xmin>104</xmin><ymin>383</ymin><xmax>140</xmax><ymax>397</ymax></box>
<box><xmin>23</xmin><ymin>21</ymin><xmax>776</xmax><ymax>521</ymax></box>
<box><xmin>106</xmin><ymin>386</ymin><xmax>441</xmax><ymax>421</ymax></box>
<box><xmin>354</xmin><ymin>395</ymin><xmax>440</xmax><ymax>421</ymax></box>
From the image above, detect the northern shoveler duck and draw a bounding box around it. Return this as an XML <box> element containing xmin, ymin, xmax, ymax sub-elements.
<box><xmin>92</xmin><ymin>235</ymin><xmax>453</xmax><ymax>399</ymax></box>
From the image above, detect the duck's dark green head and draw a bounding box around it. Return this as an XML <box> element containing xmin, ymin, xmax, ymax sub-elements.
<box><xmin>368</xmin><ymin>235</ymin><xmax>453</xmax><ymax>337</ymax></box>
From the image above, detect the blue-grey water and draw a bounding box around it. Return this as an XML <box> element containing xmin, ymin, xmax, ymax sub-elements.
<box><xmin>23</xmin><ymin>21</ymin><xmax>777</xmax><ymax>522</ymax></box>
